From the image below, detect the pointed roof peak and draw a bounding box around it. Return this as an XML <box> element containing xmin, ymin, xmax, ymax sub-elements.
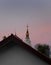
<box><xmin>26</xmin><ymin>25</ymin><xmax>29</xmax><ymax>38</ymax></box>
<box><xmin>0</xmin><ymin>33</ymin><xmax>51</xmax><ymax>64</ymax></box>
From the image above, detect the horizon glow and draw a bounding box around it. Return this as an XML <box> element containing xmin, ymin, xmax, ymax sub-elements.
<box><xmin>0</xmin><ymin>0</ymin><xmax>51</xmax><ymax>46</ymax></box>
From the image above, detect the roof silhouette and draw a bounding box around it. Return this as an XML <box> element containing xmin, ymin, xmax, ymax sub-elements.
<box><xmin>0</xmin><ymin>34</ymin><xmax>51</xmax><ymax>64</ymax></box>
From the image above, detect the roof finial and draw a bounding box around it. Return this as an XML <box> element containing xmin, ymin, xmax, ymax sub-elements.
<box><xmin>25</xmin><ymin>24</ymin><xmax>31</xmax><ymax>45</ymax></box>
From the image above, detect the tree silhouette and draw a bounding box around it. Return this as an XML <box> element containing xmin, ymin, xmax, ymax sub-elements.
<box><xmin>35</xmin><ymin>44</ymin><xmax>50</xmax><ymax>57</ymax></box>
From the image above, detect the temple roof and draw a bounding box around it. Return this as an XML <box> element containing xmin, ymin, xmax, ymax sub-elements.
<box><xmin>0</xmin><ymin>34</ymin><xmax>51</xmax><ymax>64</ymax></box>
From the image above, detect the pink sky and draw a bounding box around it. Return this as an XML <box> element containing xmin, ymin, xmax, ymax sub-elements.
<box><xmin>0</xmin><ymin>0</ymin><xmax>51</xmax><ymax>46</ymax></box>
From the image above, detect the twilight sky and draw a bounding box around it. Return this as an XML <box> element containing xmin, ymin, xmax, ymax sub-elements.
<box><xmin>0</xmin><ymin>0</ymin><xmax>51</xmax><ymax>45</ymax></box>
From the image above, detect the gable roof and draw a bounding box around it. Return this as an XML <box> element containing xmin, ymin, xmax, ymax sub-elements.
<box><xmin>0</xmin><ymin>34</ymin><xmax>51</xmax><ymax>64</ymax></box>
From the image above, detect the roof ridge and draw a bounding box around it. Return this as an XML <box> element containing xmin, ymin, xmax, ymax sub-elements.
<box><xmin>0</xmin><ymin>34</ymin><xmax>51</xmax><ymax>64</ymax></box>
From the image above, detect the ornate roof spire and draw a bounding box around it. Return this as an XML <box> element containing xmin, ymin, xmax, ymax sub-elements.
<box><xmin>25</xmin><ymin>25</ymin><xmax>31</xmax><ymax>45</ymax></box>
<box><xmin>26</xmin><ymin>25</ymin><xmax>29</xmax><ymax>38</ymax></box>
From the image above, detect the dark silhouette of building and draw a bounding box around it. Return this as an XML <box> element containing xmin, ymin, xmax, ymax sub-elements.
<box><xmin>0</xmin><ymin>34</ymin><xmax>51</xmax><ymax>65</ymax></box>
